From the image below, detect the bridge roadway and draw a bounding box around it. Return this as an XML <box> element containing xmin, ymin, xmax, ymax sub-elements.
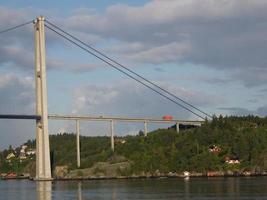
<box><xmin>0</xmin><ymin>114</ymin><xmax>203</xmax><ymax>127</ymax></box>
<box><xmin>48</xmin><ymin>114</ymin><xmax>203</xmax><ymax>125</ymax></box>
<box><xmin>0</xmin><ymin>114</ymin><xmax>41</xmax><ymax>120</ymax></box>
<box><xmin>0</xmin><ymin>113</ymin><xmax>203</xmax><ymax>168</ymax></box>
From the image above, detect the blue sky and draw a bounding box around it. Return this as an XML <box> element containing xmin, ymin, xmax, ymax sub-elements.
<box><xmin>1</xmin><ymin>0</ymin><xmax>149</xmax><ymax>11</ymax></box>
<box><xmin>0</xmin><ymin>0</ymin><xmax>267</xmax><ymax>148</ymax></box>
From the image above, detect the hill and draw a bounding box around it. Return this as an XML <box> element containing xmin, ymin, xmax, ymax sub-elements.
<box><xmin>1</xmin><ymin>115</ymin><xmax>267</xmax><ymax>177</ymax></box>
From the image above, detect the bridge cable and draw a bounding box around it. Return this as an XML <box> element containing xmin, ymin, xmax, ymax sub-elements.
<box><xmin>0</xmin><ymin>20</ymin><xmax>33</xmax><ymax>35</ymax></box>
<box><xmin>45</xmin><ymin>24</ymin><xmax>206</xmax><ymax>120</ymax></box>
<box><xmin>45</xmin><ymin>20</ymin><xmax>212</xmax><ymax>119</ymax></box>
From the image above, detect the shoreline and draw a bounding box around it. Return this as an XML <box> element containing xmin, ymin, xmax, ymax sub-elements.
<box><xmin>2</xmin><ymin>172</ymin><xmax>267</xmax><ymax>181</ymax></box>
<box><xmin>53</xmin><ymin>172</ymin><xmax>267</xmax><ymax>181</ymax></box>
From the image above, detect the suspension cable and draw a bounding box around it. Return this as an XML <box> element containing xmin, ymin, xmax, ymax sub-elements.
<box><xmin>0</xmin><ymin>20</ymin><xmax>33</xmax><ymax>35</ymax></box>
<box><xmin>45</xmin><ymin>24</ymin><xmax>206</xmax><ymax>120</ymax></box>
<box><xmin>45</xmin><ymin>20</ymin><xmax>212</xmax><ymax>119</ymax></box>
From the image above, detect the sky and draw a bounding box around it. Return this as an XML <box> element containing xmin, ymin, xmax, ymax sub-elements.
<box><xmin>0</xmin><ymin>0</ymin><xmax>267</xmax><ymax>149</ymax></box>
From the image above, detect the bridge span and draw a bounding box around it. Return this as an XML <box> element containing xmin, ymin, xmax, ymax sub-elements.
<box><xmin>0</xmin><ymin>114</ymin><xmax>41</xmax><ymax>120</ymax></box>
<box><xmin>0</xmin><ymin>113</ymin><xmax>203</xmax><ymax>169</ymax></box>
<box><xmin>0</xmin><ymin>16</ymin><xmax>208</xmax><ymax>181</ymax></box>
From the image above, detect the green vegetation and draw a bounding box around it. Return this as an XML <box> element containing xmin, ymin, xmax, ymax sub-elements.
<box><xmin>0</xmin><ymin>144</ymin><xmax>35</xmax><ymax>173</ymax></box>
<box><xmin>1</xmin><ymin>115</ymin><xmax>267</xmax><ymax>175</ymax></box>
<box><xmin>50</xmin><ymin>134</ymin><xmax>113</xmax><ymax>169</ymax></box>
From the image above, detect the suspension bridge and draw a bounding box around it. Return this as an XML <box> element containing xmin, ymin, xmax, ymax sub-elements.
<box><xmin>0</xmin><ymin>16</ymin><xmax>210</xmax><ymax>180</ymax></box>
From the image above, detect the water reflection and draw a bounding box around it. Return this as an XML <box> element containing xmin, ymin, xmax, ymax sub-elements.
<box><xmin>111</xmin><ymin>181</ymin><xmax>117</xmax><ymax>200</ymax></box>
<box><xmin>2</xmin><ymin>177</ymin><xmax>267</xmax><ymax>199</ymax></box>
<box><xmin>184</xmin><ymin>177</ymin><xmax>190</xmax><ymax>199</ymax></box>
<box><xmin>36</xmin><ymin>181</ymin><xmax>52</xmax><ymax>200</ymax></box>
<box><xmin>77</xmin><ymin>181</ymin><xmax>82</xmax><ymax>200</ymax></box>
<box><xmin>75</xmin><ymin>180</ymin><xmax>117</xmax><ymax>200</ymax></box>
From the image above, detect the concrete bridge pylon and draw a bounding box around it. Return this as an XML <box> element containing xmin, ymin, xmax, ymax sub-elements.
<box><xmin>34</xmin><ymin>16</ymin><xmax>52</xmax><ymax>180</ymax></box>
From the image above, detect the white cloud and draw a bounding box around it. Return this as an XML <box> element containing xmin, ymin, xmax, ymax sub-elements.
<box><xmin>71</xmin><ymin>80</ymin><xmax>216</xmax><ymax>119</ymax></box>
<box><xmin>231</xmin><ymin>68</ymin><xmax>267</xmax><ymax>88</ymax></box>
<box><xmin>130</xmin><ymin>41</ymin><xmax>191</xmax><ymax>64</ymax></box>
<box><xmin>0</xmin><ymin>74</ymin><xmax>35</xmax><ymax>149</ymax></box>
<box><xmin>220</xmin><ymin>104</ymin><xmax>267</xmax><ymax>116</ymax></box>
<box><xmin>0</xmin><ymin>74</ymin><xmax>34</xmax><ymax>113</ymax></box>
<box><xmin>64</xmin><ymin>80</ymin><xmax>221</xmax><ymax>136</ymax></box>
<box><xmin>59</xmin><ymin>0</ymin><xmax>267</xmax><ymax>87</ymax></box>
<box><xmin>2</xmin><ymin>2</ymin><xmax>267</xmax><ymax>86</ymax></box>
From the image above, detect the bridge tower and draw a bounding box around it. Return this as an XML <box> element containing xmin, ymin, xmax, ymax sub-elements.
<box><xmin>34</xmin><ymin>16</ymin><xmax>52</xmax><ymax>180</ymax></box>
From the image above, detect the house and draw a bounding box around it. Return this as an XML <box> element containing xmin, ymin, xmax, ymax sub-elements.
<box><xmin>19</xmin><ymin>153</ymin><xmax>27</xmax><ymax>161</ymax></box>
<box><xmin>209</xmin><ymin>145</ymin><xmax>221</xmax><ymax>154</ymax></box>
<box><xmin>6</xmin><ymin>153</ymin><xmax>15</xmax><ymax>160</ymax></box>
<box><xmin>26</xmin><ymin>149</ymin><xmax>36</xmax><ymax>156</ymax></box>
<box><xmin>115</xmin><ymin>138</ymin><xmax>126</xmax><ymax>144</ymax></box>
<box><xmin>225</xmin><ymin>156</ymin><xmax>240</xmax><ymax>164</ymax></box>
<box><xmin>226</xmin><ymin>159</ymin><xmax>240</xmax><ymax>164</ymax></box>
<box><xmin>19</xmin><ymin>145</ymin><xmax>27</xmax><ymax>161</ymax></box>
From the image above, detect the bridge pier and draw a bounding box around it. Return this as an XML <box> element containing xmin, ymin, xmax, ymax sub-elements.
<box><xmin>34</xmin><ymin>16</ymin><xmax>52</xmax><ymax>180</ymax></box>
<box><xmin>176</xmin><ymin>122</ymin><xmax>179</xmax><ymax>133</ymax></box>
<box><xmin>110</xmin><ymin>120</ymin><xmax>115</xmax><ymax>151</ymax></box>
<box><xmin>76</xmin><ymin>120</ymin><xmax>81</xmax><ymax>168</ymax></box>
<box><xmin>144</xmin><ymin>121</ymin><xmax>148</xmax><ymax>136</ymax></box>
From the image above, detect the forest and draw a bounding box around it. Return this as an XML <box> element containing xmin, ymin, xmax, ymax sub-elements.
<box><xmin>1</xmin><ymin>115</ymin><xmax>267</xmax><ymax>175</ymax></box>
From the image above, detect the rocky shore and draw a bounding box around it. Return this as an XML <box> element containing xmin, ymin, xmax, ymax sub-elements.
<box><xmin>52</xmin><ymin>162</ymin><xmax>267</xmax><ymax>180</ymax></box>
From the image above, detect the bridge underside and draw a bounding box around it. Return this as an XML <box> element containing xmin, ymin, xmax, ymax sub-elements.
<box><xmin>0</xmin><ymin>114</ymin><xmax>41</xmax><ymax>120</ymax></box>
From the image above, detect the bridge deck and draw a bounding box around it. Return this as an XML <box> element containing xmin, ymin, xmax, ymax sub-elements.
<box><xmin>48</xmin><ymin>114</ymin><xmax>203</xmax><ymax>125</ymax></box>
<box><xmin>0</xmin><ymin>114</ymin><xmax>41</xmax><ymax>120</ymax></box>
<box><xmin>0</xmin><ymin>114</ymin><xmax>203</xmax><ymax>126</ymax></box>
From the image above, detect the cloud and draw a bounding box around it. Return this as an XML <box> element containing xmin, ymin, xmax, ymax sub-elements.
<box><xmin>0</xmin><ymin>7</ymin><xmax>35</xmax><ymax>70</ymax></box>
<box><xmin>176</xmin><ymin>74</ymin><xmax>234</xmax><ymax>86</ymax></box>
<box><xmin>71</xmin><ymin>80</ymin><xmax>218</xmax><ymax>118</ymax></box>
<box><xmin>231</xmin><ymin>68</ymin><xmax>267</xmax><ymax>88</ymax></box>
<box><xmin>69</xmin><ymin>62</ymin><xmax>105</xmax><ymax>73</ymax></box>
<box><xmin>0</xmin><ymin>7</ymin><xmax>53</xmax><ymax>71</ymax></box>
<box><xmin>1</xmin><ymin>1</ymin><xmax>267</xmax><ymax>147</ymax></box>
<box><xmin>0</xmin><ymin>74</ymin><xmax>34</xmax><ymax>113</ymax></box>
<box><xmin>66</xmin><ymin>80</ymin><xmax>221</xmax><ymax>136</ymax></box>
<box><xmin>2</xmin><ymin>2</ymin><xmax>266</xmax><ymax>86</ymax></box>
<box><xmin>0</xmin><ymin>7</ymin><xmax>97</xmax><ymax>72</ymax></box>
<box><xmin>129</xmin><ymin>41</ymin><xmax>191</xmax><ymax>64</ymax></box>
<box><xmin>0</xmin><ymin>74</ymin><xmax>36</xmax><ymax>149</ymax></box>
<box><xmin>59</xmin><ymin>0</ymin><xmax>267</xmax><ymax>87</ymax></box>
<box><xmin>219</xmin><ymin>105</ymin><xmax>267</xmax><ymax>116</ymax></box>
<box><xmin>0</xmin><ymin>45</ymin><xmax>34</xmax><ymax>69</ymax></box>
<box><xmin>219</xmin><ymin>107</ymin><xmax>253</xmax><ymax>116</ymax></box>
<box><xmin>248</xmin><ymin>99</ymin><xmax>259</xmax><ymax>104</ymax></box>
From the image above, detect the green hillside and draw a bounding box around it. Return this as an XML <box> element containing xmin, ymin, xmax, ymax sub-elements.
<box><xmin>1</xmin><ymin>115</ymin><xmax>267</xmax><ymax>175</ymax></box>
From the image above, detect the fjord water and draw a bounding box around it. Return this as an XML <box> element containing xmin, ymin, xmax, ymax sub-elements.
<box><xmin>1</xmin><ymin>177</ymin><xmax>267</xmax><ymax>200</ymax></box>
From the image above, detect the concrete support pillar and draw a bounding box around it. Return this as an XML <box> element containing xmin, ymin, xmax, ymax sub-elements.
<box><xmin>144</xmin><ymin>121</ymin><xmax>148</xmax><ymax>137</ymax></box>
<box><xmin>176</xmin><ymin>122</ymin><xmax>179</xmax><ymax>133</ymax></box>
<box><xmin>110</xmin><ymin>120</ymin><xmax>114</xmax><ymax>151</ymax></box>
<box><xmin>76</xmin><ymin>120</ymin><xmax>81</xmax><ymax>168</ymax></box>
<box><xmin>34</xmin><ymin>16</ymin><xmax>52</xmax><ymax>180</ymax></box>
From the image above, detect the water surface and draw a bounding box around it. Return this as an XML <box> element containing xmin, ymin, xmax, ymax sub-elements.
<box><xmin>1</xmin><ymin>177</ymin><xmax>267</xmax><ymax>199</ymax></box>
